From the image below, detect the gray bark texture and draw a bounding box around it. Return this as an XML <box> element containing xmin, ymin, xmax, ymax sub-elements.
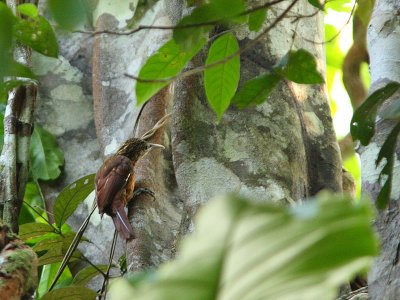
<box><xmin>33</xmin><ymin>0</ymin><xmax>342</xmax><ymax>288</ymax></box>
<box><xmin>364</xmin><ymin>1</ymin><xmax>400</xmax><ymax>299</ymax></box>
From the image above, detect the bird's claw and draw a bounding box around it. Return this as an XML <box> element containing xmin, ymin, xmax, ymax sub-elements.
<box><xmin>132</xmin><ymin>188</ymin><xmax>155</xmax><ymax>200</ymax></box>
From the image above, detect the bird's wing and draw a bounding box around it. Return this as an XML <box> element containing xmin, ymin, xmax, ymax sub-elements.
<box><xmin>95</xmin><ymin>155</ymin><xmax>133</xmax><ymax>215</ymax></box>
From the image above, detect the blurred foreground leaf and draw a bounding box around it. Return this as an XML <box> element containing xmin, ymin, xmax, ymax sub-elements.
<box><xmin>110</xmin><ymin>194</ymin><xmax>378</xmax><ymax>300</ymax></box>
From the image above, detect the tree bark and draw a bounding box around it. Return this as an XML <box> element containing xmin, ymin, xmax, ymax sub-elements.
<box><xmin>363</xmin><ymin>1</ymin><xmax>400</xmax><ymax>299</ymax></box>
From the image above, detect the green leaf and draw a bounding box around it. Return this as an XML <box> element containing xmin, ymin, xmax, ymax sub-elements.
<box><xmin>30</xmin><ymin>124</ymin><xmax>64</xmax><ymax>181</ymax></box>
<box><xmin>173</xmin><ymin>4</ymin><xmax>216</xmax><ymax>49</ymax></box>
<box><xmin>351</xmin><ymin>82</ymin><xmax>400</xmax><ymax>145</ymax></box>
<box><xmin>173</xmin><ymin>0</ymin><xmax>245</xmax><ymax>49</ymax></box>
<box><xmin>48</xmin><ymin>0</ymin><xmax>89</xmax><ymax>30</ymax></box>
<box><xmin>248</xmin><ymin>9</ymin><xmax>267</xmax><ymax>32</ymax></box>
<box><xmin>325</xmin><ymin>24</ymin><xmax>343</xmax><ymax>69</ymax></box>
<box><xmin>0</xmin><ymin>3</ymin><xmax>16</xmax><ymax>92</ymax></box>
<box><xmin>37</xmin><ymin>263</ymin><xmax>72</xmax><ymax>298</ymax></box>
<box><xmin>136</xmin><ymin>38</ymin><xmax>206</xmax><ymax>105</ymax></box>
<box><xmin>23</xmin><ymin>181</ymin><xmax>45</xmax><ymax>218</ymax></box>
<box><xmin>0</xmin><ymin>3</ymin><xmax>15</xmax><ymax>55</ymax></box>
<box><xmin>18</xmin><ymin>203</ymin><xmax>36</xmax><ymax>224</ymax></box>
<box><xmin>19</xmin><ymin>222</ymin><xmax>55</xmax><ymax>241</ymax></box>
<box><xmin>53</xmin><ymin>174</ymin><xmax>95</xmax><ymax>229</ymax></box>
<box><xmin>325</xmin><ymin>0</ymin><xmax>352</xmax><ymax>12</ymax></box>
<box><xmin>72</xmin><ymin>265</ymin><xmax>109</xmax><ymax>286</ymax></box>
<box><xmin>17</xmin><ymin>3</ymin><xmax>38</xmax><ymax>18</ymax></box>
<box><xmin>41</xmin><ymin>286</ymin><xmax>97</xmax><ymax>300</ymax></box>
<box><xmin>109</xmin><ymin>194</ymin><xmax>378</xmax><ymax>300</ymax></box>
<box><xmin>212</xmin><ymin>0</ymin><xmax>246</xmax><ymax>23</ymax></box>
<box><xmin>375</xmin><ymin>122</ymin><xmax>400</xmax><ymax>209</ymax></box>
<box><xmin>8</xmin><ymin>61</ymin><xmax>35</xmax><ymax>78</ymax></box>
<box><xmin>232</xmin><ymin>72</ymin><xmax>281</xmax><ymax>109</ymax></box>
<box><xmin>276</xmin><ymin>49</ymin><xmax>324</xmax><ymax>84</ymax></box>
<box><xmin>308</xmin><ymin>0</ymin><xmax>323</xmax><ymax>9</ymax></box>
<box><xmin>14</xmin><ymin>16</ymin><xmax>58</xmax><ymax>57</ymax></box>
<box><xmin>34</xmin><ymin>233</ymin><xmax>81</xmax><ymax>265</ymax></box>
<box><xmin>204</xmin><ymin>33</ymin><xmax>240</xmax><ymax>119</ymax></box>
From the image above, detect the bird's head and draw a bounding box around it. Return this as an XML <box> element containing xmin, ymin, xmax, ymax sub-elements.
<box><xmin>116</xmin><ymin>138</ymin><xmax>164</xmax><ymax>163</ymax></box>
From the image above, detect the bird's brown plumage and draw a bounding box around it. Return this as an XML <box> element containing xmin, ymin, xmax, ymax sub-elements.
<box><xmin>95</xmin><ymin>138</ymin><xmax>162</xmax><ymax>240</ymax></box>
<box><xmin>95</xmin><ymin>155</ymin><xmax>135</xmax><ymax>239</ymax></box>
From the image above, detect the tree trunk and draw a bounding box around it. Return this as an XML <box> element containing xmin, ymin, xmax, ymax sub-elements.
<box><xmin>364</xmin><ymin>1</ymin><xmax>400</xmax><ymax>299</ymax></box>
<box><xmin>34</xmin><ymin>0</ymin><xmax>342</xmax><ymax>286</ymax></box>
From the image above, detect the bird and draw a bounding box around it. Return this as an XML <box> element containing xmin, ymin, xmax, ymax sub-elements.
<box><xmin>95</xmin><ymin>138</ymin><xmax>164</xmax><ymax>240</ymax></box>
<box><xmin>49</xmin><ymin>113</ymin><xmax>171</xmax><ymax>292</ymax></box>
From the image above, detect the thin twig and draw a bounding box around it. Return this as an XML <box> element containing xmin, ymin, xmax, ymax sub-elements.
<box><xmin>301</xmin><ymin>0</ymin><xmax>357</xmax><ymax>45</ymax></box>
<box><xmin>49</xmin><ymin>202</ymin><xmax>97</xmax><ymax>291</ymax></box>
<box><xmin>22</xmin><ymin>200</ymin><xmax>56</xmax><ymax>229</ymax></box>
<box><xmin>125</xmin><ymin>0</ymin><xmax>300</xmax><ymax>84</ymax></box>
<box><xmin>74</xmin><ymin>0</ymin><xmax>286</xmax><ymax>36</ymax></box>
<box><xmin>99</xmin><ymin>229</ymin><xmax>118</xmax><ymax>300</ymax></box>
<box><xmin>79</xmin><ymin>255</ymin><xmax>107</xmax><ymax>277</ymax></box>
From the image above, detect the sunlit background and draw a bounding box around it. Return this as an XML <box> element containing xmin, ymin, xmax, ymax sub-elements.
<box><xmin>325</xmin><ymin>0</ymin><xmax>368</xmax><ymax>196</ymax></box>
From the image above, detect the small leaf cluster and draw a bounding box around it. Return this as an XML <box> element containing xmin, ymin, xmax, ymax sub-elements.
<box><xmin>351</xmin><ymin>82</ymin><xmax>400</xmax><ymax>208</ymax></box>
<box><xmin>19</xmin><ymin>174</ymin><xmax>105</xmax><ymax>299</ymax></box>
<box><xmin>136</xmin><ymin>0</ymin><xmax>324</xmax><ymax>119</ymax></box>
<box><xmin>0</xmin><ymin>3</ymin><xmax>58</xmax><ymax>102</ymax></box>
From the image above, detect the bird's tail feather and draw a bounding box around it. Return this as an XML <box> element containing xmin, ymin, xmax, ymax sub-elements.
<box><xmin>112</xmin><ymin>206</ymin><xmax>134</xmax><ymax>240</ymax></box>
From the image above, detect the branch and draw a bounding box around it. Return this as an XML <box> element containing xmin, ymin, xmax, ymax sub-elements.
<box><xmin>74</xmin><ymin>0</ymin><xmax>287</xmax><ymax>36</ymax></box>
<box><xmin>125</xmin><ymin>0</ymin><xmax>300</xmax><ymax>84</ymax></box>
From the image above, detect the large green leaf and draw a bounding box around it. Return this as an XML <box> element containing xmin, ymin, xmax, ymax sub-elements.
<box><xmin>110</xmin><ymin>194</ymin><xmax>378</xmax><ymax>300</ymax></box>
<box><xmin>375</xmin><ymin>122</ymin><xmax>400</xmax><ymax>209</ymax></box>
<box><xmin>53</xmin><ymin>174</ymin><xmax>95</xmax><ymax>229</ymax></box>
<box><xmin>72</xmin><ymin>265</ymin><xmax>109</xmax><ymax>286</ymax></box>
<box><xmin>41</xmin><ymin>286</ymin><xmax>97</xmax><ymax>300</ymax></box>
<box><xmin>14</xmin><ymin>14</ymin><xmax>58</xmax><ymax>57</ymax></box>
<box><xmin>17</xmin><ymin>3</ymin><xmax>39</xmax><ymax>18</ymax></box>
<box><xmin>276</xmin><ymin>49</ymin><xmax>324</xmax><ymax>84</ymax></box>
<box><xmin>0</xmin><ymin>3</ymin><xmax>16</xmax><ymax>94</ymax></box>
<box><xmin>47</xmin><ymin>0</ymin><xmax>89</xmax><ymax>30</ymax></box>
<box><xmin>204</xmin><ymin>33</ymin><xmax>240</xmax><ymax>119</ymax></box>
<box><xmin>232</xmin><ymin>72</ymin><xmax>281</xmax><ymax>109</ymax></box>
<box><xmin>30</xmin><ymin>124</ymin><xmax>64</xmax><ymax>180</ymax></box>
<box><xmin>0</xmin><ymin>3</ymin><xmax>15</xmax><ymax>62</ymax></box>
<box><xmin>34</xmin><ymin>233</ymin><xmax>81</xmax><ymax>266</ymax></box>
<box><xmin>19</xmin><ymin>222</ymin><xmax>55</xmax><ymax>241</ymax></box>
<box><xmin>136</xmin><ymin>38</ymin><xmax>206</xmax><ymax>105</ymax></box>
<box><xmin>37</xmin><ymin>262</ymin><xmax>72</xmax><ymax>299</ymax></box>
<box><xmin>351</xmin><ymin>82</ymin><xmax>400</xmax><ymax>146</ymax></box>
<box><xmin>0</xmin><ymin>3</ymin><xmax>36</xmax><ymax>98</ymax></box>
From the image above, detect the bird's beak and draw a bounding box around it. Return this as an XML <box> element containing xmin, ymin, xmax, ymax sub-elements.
<box><xmin>147</xmin><ymin>143</ymin><xmax>165</xmax><ymax>150</ymax></box>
